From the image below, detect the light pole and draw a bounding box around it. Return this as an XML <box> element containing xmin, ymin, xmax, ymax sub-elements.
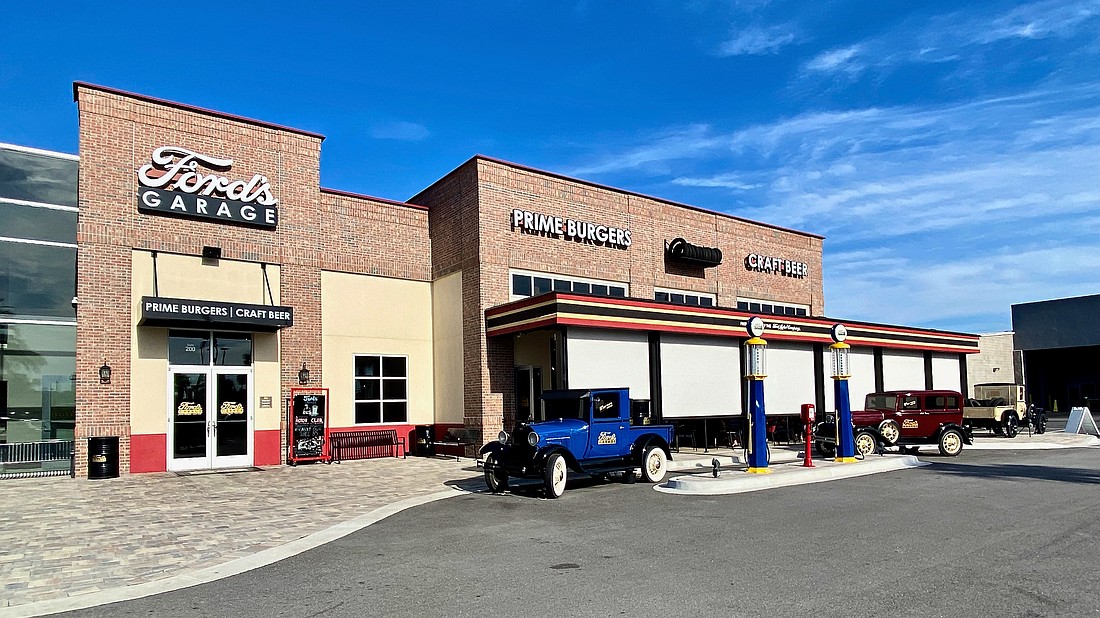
<box><xmin>745</xmin><ymin>317</ymin><xmax>770</xmax><ymax>474</ymax></box>
<box><xmin>831</xmin><ymin>324</ymin><xmax>856</xmax><ymax>462</ymax></box>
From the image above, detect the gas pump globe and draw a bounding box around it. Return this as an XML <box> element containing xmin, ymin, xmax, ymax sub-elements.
<box><xmin>744</xmin><ymin>317</ymin><xmax>770</xmax><ymax>473</ymax></box>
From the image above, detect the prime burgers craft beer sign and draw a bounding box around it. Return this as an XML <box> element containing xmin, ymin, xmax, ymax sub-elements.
<box><xmin>136</xmin><ymin>146</ymin><xmax>279</xmax><ymax>228</ymax></box>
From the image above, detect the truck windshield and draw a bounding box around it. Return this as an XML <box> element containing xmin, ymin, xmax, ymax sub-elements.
<box><xmin>865</xmin><ymin>394</ymin><xmax>898</xmax><ymax>410</ymax></box>
<box><xmin>541</xmin><ymin>397</ymin><xmax>586</xmax><ymax>421</ymax></box>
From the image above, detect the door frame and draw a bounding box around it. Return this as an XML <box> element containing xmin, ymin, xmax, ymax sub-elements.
<box><xmin>167</xmin><ymin>365</ymin><xmax>254</xmax><ymax>472</ymax></box>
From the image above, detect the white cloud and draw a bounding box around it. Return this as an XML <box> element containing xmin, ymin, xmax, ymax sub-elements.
<box><xmin>370</xmin><ymin>120</ymin><xmax>430</xmax><ymax>141</ymax></box>
<box><xmin>718</xmin><ymin>25</ymin><xmax>796</xmax><ymax>56</ymax></box>
<box><xmin>803</xmin><ymin>45</ymin><xmax>863</xmax><ymax>74</ymax></box>
<box><xmin>562</xmin><ymin>83</ymin><xmax>1100</xmax><ymax>332</ymax></box>
<box><xmin>672</xmin><ymin>173</ymin><xmax>760</xmax><ymax>190</ymax></box>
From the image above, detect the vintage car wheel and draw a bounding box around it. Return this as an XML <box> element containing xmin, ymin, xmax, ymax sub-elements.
<box><xmin>878</xmin><ymin>420</ymin><xmax>901</xmax><ymax>445</ymax></box>
<box><xmin>640</xmin><ymin>445</ymin><xmax>668</xmax><ymax>483</ymax></box>
<box><xmin>1002</xmin><ymin>413</ymin><xmax>1020</xmax><ymax>438</ymax></box>
<box><xmin>854</xmin><ymin>430</ymin><xmax>878</xmax><ymax>457</ymax></box>
<box><xmin>483</xmin><ymin>454</ymin><xmax>509</xmax><ymax>493</ymax></box>
<box><xmin>543</xmin><ymin>453</ymin><xmax>568</xmax><ymax>498</ymax></box>
<box><xmin>815</xmin><ymin>441</ymin><xmax>835</xmax><ymax>458</ymax></box>
<box><xmin>938</xmin><ymin>429</ymin><xmax>964</xmax><ymax>456</ymax></box>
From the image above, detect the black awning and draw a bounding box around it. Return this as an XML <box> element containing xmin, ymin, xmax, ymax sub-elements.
<box><xmin>139</xmin><ymin>296</ymin><xmax>293</xmax><ymax>332</ymax></box>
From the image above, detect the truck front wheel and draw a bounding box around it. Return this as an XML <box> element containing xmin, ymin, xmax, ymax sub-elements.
<box><xmin>640</xmin><ymin>445</ymin><xmax>668</xmax><ymax>483</ymax></box>
<box><xmin>543</xmin><ymin>453</ymin><xmax>568</xmax><ymax>498</ymax></box>
<box><xmin>484</xmin><ymin>454</ymin><xmax>508</xmax><ymax>493</ymax></box>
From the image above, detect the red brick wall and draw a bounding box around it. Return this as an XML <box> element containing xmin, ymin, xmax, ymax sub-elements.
<box><xmin>413</xmin><ymin>157</ymin><xmax>825</xmax><ymax>454</ymax></box>
<box><xmin>74</xmin><ymin>85</ymin><xmax>430</xmax><ymax>474</ymax></box>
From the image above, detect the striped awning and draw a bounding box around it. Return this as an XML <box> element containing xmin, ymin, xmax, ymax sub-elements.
<box><xmin>485</xmin><ymin>293</ymin><xmax>979</xmax><ymax>354</ymax></box>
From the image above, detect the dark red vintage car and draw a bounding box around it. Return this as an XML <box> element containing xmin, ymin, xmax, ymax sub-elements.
<box><xmin>814</xmin><ymin>390</ymin><xmax>972</xmax><ymax>458</ymax></box>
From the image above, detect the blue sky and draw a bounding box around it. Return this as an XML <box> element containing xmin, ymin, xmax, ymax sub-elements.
<box><xmin>3</xmin><ymin>1</ymin><xmax>1098</xmax><ymax>334</ymax></box>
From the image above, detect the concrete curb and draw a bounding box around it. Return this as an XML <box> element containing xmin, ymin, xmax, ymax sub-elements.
<box><xmin>0</xmin><ymin>487</ymin><xmax>469</xmax><ymax>618</ymax></box>
<box><xmin>656</xmin><ymin>455</ymin><xmax>928</xmax><ymax>496</ymax></box>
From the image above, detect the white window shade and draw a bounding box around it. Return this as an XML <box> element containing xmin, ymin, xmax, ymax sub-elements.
<box><xmin>762</xmin><ymin>342</ymin><xmax>816</xmax><ymax>416</ymax></box>
<box><xmin>931</xmin><ymin>354</ymin><xmax>961</xmax><ymax>391</ymax></box>
<box><xmin>566</xmin><ymin>328</ymin><xmax>650</xmax><ymax>399</ymax></box>
<box><xmin>660</xmin><ymin>334</ymin><xmax>740</xmax><ymax>418</ymax></box>
<box><xmin>882</xmin><ymin>350</ymin><xmax>925</xmax><ymax>391</ymax></box>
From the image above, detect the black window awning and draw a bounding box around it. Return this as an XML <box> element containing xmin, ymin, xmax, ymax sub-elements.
<box><xmin>139</xmin><ymin>296</ymin><xmax>293</xmax><ymax>332</ymax></box>
<box><xmin>666</xmin><ymin>238</ymin><xmax>723</xmax><ymax>267</ymax></box>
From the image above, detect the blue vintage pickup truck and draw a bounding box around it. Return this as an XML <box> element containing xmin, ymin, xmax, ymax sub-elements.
<box><xmin>480</xmin><ymin>388</ymin><xmax>675</xmax><ymax>498</ymax></box>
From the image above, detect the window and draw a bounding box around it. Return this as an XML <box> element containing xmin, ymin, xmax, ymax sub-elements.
<box><xmin>354</xmin><ymin>355</ymin><xmax>408</xmax><ymax>424</ymax></box>
<box><xmin>654</xmin><ymin>287</ymin><xmax>716</xmax><ymax>307</ymax></box>
<box><xmin>736</xmin><ymin>297</ymin><xmax>809</xmax><ymax>317</ymax></box>
<box><xmin>168</xmin><ymin>331</ymin><xmax>253</xmax><ymax>366</ymax></box>
<box><xmin>592</xmin><ymin>394</ymin><xmax>619</xmax><ymax>419</ymax></box>
<box><xmin>509</xmin><ymin>269</ymin><xmax>628</xmax><ymax>301</ymax></box>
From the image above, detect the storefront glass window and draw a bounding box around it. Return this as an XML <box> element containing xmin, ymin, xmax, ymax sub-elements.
<box><xmin>168</xmin><ymin>331</ymin><xmax>252</xmax><ymax>366</ymax></box>
<box><xmin>0</xmin><ymin>242</ymin><xmax>77</xmax><ymax>321</ymax></box>
<box><xmin>0</xmin><ymin>323</ymin><xmax>75</xmax><ymax>444</ymax></box>
<box><xmin>0</xmin><ymin>147</ymin><xmax>78</xmax><ymax>451</ymax></box>
<box><xmin>354</xmin><ymin>354</ymin><xmax>407</xmax><ymax>424</ymax></box>
<box><xmin>168</xmin><ymin>331</ymin><xmax>211</xmax><ymax>365</ymax></box>
<box><xmin>212</xmin><ymin>333</ymin><xmax>252</xmax><ymax>366</ymax></box>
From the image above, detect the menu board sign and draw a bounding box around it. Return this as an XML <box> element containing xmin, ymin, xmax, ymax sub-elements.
<box><xmin>289</xmin><ymin>389</ymin><xmax>329</xmax><ymax>463</ymax></box>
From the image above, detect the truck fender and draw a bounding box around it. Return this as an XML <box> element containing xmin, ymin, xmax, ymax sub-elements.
<box><xmin>812</xmin><ymin>421</ymin><xmax>838</xmax><ymax>443</ymax></box>
<box><xmin>630</xmin><ymin>434</ymin><xmax>672</xmax><ymax>463</ymax></box>
<box><xmin>479</xmin><ymin>442</ymin><xmax>506</xmax><ymax>458</ymax></box>
<box><xmin>533</xmin><ymin>445</ymin><xmax>579</xmax><ymax>472</ymax></box>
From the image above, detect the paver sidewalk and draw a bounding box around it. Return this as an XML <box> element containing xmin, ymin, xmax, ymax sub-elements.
<box><xmin>0</xmin><ymin>457</ymin><xmax>482</xmax><ymax>613</ymax></box>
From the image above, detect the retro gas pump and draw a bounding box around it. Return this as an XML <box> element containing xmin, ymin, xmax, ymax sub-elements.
<box><xmin>744</xmin><ymin>317</ymin><xmax>770</xmax><ymax>474</ymax></box>
<box><xmin>801</xmin><ymin>403</ymin><xmax>815</xmax><ymax>467</ymax></box>
<box><xmin>831</xmin><ymin>324</ymin><xmax>857</xmax><ymax>462</ymax></box>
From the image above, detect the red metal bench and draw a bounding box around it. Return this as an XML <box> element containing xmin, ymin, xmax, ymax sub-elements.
<box><xmin>330</xmin><ymin>429</ymin><xmax>406</xmax><ymax>462</ymax></box>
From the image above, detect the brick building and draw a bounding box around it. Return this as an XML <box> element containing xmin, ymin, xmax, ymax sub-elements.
<box><xmin>3</xmin><ymin>82</ymin><xmax>982</xmax><ymax>476</ymax></box>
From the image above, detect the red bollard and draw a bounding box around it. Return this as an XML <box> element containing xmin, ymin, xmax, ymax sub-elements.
<box><xmin>801</xmin><ymin>403</ymin><xmax>815</xmax><ymax>468</ymax></box>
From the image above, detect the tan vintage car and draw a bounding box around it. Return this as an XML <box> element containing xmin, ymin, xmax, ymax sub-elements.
<box><xmin>964</xmin><ymin>383</ymin><xmax>1026</xmax><ymax>438</ymax></box>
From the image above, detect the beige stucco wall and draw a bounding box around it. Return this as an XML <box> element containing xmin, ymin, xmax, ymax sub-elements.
<box><xmin>514</xmin><ymin>330</ymin><xmax>554</xmax><ymax>391</ymax></box>
<box><xmin>431</xmin><ymin>271</ymin><xmax>464</xmax><ymax>424</ymax></box>
<box><xmin>321</xmin><ymin>271</ymin><xmax>434</xmax><ymax>427</ymax></box>
<box><xmin>130</xmin><ymin>251</ymin><xmax>283</xmax><ymax>435</ymax></box>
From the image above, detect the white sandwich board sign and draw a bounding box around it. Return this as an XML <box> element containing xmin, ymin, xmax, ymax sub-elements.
<box><xmin>1064</xmin><ymin>407</ymin><xmax>1100</xmax><ymax>437</ymax></box>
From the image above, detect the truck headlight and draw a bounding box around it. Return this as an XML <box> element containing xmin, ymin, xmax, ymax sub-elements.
<box><xmin>527</xmin><ymin>431</ymin><xmax>539</xmax><ymax>447</ymax></box>
<box><xmin>497</xmin><ymin>430</ymin><xmax>509</xmax><ymax>444</ymax></box>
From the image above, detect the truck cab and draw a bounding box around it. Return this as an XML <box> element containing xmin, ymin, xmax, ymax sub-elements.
<box><xmin>480</xmin><ymin>388</ymin><xmax>675</xmax><ymax>498</ymax></box>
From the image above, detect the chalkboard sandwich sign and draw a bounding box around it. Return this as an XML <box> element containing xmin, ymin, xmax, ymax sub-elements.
<box><xmin>288</xmin><ymin>387</ymin><xmax>330</xmax><ymax>465</ymax></box>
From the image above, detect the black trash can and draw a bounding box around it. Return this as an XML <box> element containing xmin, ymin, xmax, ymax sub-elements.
<box><xmin>414</xmin><ymin>425</ymin><xmax>435</xmax><ymax>457</ymax></box>
<box><xmin>88</xmin><ymin>436</ymin><xmax>120</xmax><ymax>479</ymax></box>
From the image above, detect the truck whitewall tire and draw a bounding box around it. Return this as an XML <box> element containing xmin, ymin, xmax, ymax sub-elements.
<box><xmin>640</xmin><ymin>445</ymin><xmax>668</xmax><ymax>483</ymax></box>
<box><xmin>544</xmin><ymin>453</ymin><xmax>567</xmax><ymax>498</ymax></box>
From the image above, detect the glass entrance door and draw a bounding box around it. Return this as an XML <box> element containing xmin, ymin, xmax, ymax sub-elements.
<box><xmin>168</xmin><ymin>368</ymin><xmax>253</xmax><ymax>471</ymax></box>
<box><xmin>167</xmin><ymin>330</ymin><xmax>254</xmax><ymax>472</ymax></box>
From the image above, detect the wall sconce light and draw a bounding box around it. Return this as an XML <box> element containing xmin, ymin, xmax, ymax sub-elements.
<box><xmin>992</xmin><ymin>367</ymin><xmax>1000</xmax><ymax>373</ymax></box>
<box><xmin>99</xmin><ymin>360</ymin><xmax>112</xmax><ymax>385</ymax></box>
<box><xmin>298</xmin><ymin>362</ymin><xmax>310</xmax><ymax>385</ymax></box>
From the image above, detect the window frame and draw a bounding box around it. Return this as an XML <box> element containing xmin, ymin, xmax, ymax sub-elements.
<box><xmin>508</xmin><ymin>269</ymin><xmax>629</xmax><ymax>301</ymax></box>
<box><xmin>353</xmin><ymin>353</ymin><xmax>409</xmax><ymax>425</ymax></box>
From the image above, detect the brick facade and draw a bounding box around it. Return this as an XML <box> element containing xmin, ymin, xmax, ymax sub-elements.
<box><xmin>74</xmin><ymin>84</ymin><xmax>430</xmax><ymax>474</ymax></box>
<box><xmin>411</xmin><ymin>157</ymin><xmax>825</xmax><ymax>454</ymax></box>
<box><xmin>75</xmin><ymin>82</ymin><xmax>825</xmax><ymax>469</ymax></box>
